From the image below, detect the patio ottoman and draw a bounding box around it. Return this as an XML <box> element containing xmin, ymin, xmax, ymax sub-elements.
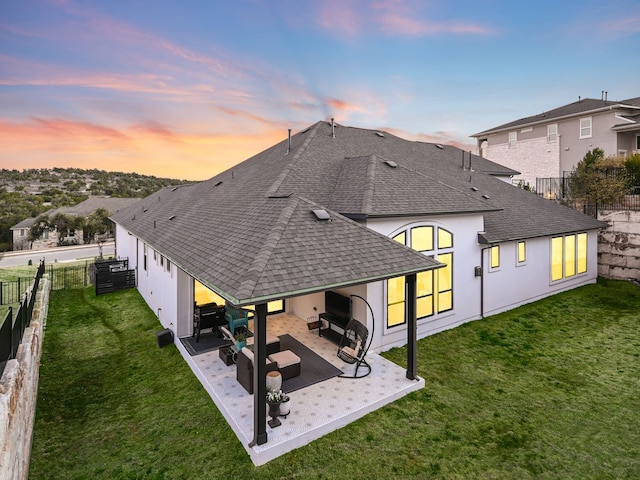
<box><xmin>268</xmin><ymin>350</ymin><xmax>301</xmax><ymax>380</ymax></box>
<box><xmin>246</xmin><ymin>333</ymin><xmax>281</xmax><ymax>356</ymax></box>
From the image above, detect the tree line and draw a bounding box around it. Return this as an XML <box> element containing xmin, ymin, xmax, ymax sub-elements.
<box><xmin>0</xmin><ymin>168</ymin><xmax>193</xmax><ymax>252</ymax></box>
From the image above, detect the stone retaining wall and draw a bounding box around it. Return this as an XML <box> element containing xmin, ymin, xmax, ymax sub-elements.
<box><xmin>598</xmin><ymin>210</ymin><xmax>640</xmax><ymax>282</ymax></box>
<box><xmin>0</xmin><ymin>278</ymin><xmax>50</xmax><ymax>480</ymax></box>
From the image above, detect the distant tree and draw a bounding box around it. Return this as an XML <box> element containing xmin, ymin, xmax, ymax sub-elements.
<box><xmin>28</xmin><ymin>215</ymin><xmax>52</xmax><ymax>242</ymax></box>
<box><xmin>85</xmin><ymin>208</ymin><xmax>112</xmax><ymax>241</ymax></box>
<box><xmin>624</xmin><ymin>152</ymin><xmax>640</xmax><ymax>189</ymax></box>
<box><xmin>570</xmin><ymin>149</ymin><xmax>628</xmax><ymax>205</ymax></box>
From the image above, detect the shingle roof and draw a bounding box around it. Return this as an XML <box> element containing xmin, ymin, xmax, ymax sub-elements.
<box><xmin>472</xmin><ymin>96</ymin><xmax>640</xmax><ymax>137</ymax></box>
<box><xmin>112</xmin><ymin>120</ymin><xmax>607</xmax><ymax>305</ymax></box>
<box><xmin>49</xmin><ymin>197</ymin><xmax>139</xmax><ymax>217</ymax></box>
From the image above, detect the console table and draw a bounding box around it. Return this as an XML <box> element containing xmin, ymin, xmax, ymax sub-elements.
<box><xmin>318</xmin><ymin>312</ymin><xmax>349</xmax><ymax>345</ymax></box>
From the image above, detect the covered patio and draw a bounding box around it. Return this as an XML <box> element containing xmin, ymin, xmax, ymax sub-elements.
<box><xmin>176</xmin><ymin>312</ymin><xmax>424</xmax><ymax>466</ymax></box>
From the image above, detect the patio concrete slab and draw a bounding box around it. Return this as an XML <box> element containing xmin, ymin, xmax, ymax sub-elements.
<box><xmin>175</xmin><ymin>313</ymin><xmax>424</xmax><ymax>466</ymax></box>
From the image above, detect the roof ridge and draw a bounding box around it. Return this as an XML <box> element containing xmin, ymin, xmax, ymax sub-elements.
<box><xmin>265</xmin><ymin>123</ymin><xmax>320</xmax><ymax>197</ymax></box>
<box><xmin>362</xmin><ymin>155</ymin><xmax>377</xmax><ymax>215</ymax></box>
<box><xmin>235</xmin><ymin>196</ymin><xmax>300</xmax><ymax>300</ymax></box>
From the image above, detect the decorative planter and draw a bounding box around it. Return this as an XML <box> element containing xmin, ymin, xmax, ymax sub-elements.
<box><xmin>266</xmin><ymin>371</ymin><xmax>282</xmax><ymax>392</ymax></box>
<box><xmin>279</xmin><ymin>397</ymin><xmax>291</xmax><ymax>417</ymax></box>
<box><xmin>267</xmin><ymin>401</ymin><xmax>281</xmax><ymax>428</ymax></box>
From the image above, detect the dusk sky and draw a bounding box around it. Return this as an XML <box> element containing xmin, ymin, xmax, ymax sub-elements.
<box><xmin>2</xmin><ymin>1</ymin><xmax>639</xmax><ymax>181</ymax></box>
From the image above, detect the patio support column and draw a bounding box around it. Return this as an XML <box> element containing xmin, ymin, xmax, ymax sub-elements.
<box><xmin>405</xmin><ymin>273</ymin><xmax>417</xmax><ymax>380</ymax></box>
<box><xmin>251</xmin><ymin>303</ymin><xmax>268</xmax><ymax>446</ymax></box>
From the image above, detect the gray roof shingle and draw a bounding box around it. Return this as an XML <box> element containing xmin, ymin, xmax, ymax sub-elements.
<box><xmin>112</xmin><ymin>120</ymin><xmax>607</xmax><ymax>305</ymax></box>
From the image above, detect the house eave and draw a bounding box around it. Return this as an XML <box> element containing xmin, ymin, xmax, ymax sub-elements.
<box><xmin>224</xmin><ymin>263</ymin><xmax>446</xmax><ymax>307</ymax></box>
<box><xmin>472</xmin><ymin>103</ymin><xmax>640</xmax><ymax>138</ymax></box>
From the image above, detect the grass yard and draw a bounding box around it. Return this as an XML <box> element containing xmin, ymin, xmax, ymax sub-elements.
<box><xmin>30</xmin><ymin>278</ymin><xmax>640</xmax><ymax>479</ymax></box>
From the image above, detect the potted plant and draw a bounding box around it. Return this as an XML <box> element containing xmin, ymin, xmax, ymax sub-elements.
<box><xmin>234</xmin><ymin>330</ymin><xmax>247</xmax><ymax>351</ymax></box>
<box><xmin>266</xmin><ymin>389</ymin><xmax>284</xmax><ymax>427</ymax></box>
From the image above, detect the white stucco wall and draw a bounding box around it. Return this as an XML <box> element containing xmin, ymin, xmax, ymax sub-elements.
<box><xmin>482</xmin><ymin>232</ymin><xmax>600</xmax><ymax>317</ymax></box>
<box><xmin>114</xmin><ymin>224</ymin><xmax>183</xmax><ymax>338</ymax></box>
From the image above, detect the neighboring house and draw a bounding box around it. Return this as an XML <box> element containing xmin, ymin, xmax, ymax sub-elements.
<box><xmin>11</xmin><ymin>196</ymin><xmax>138</xmax><ymax>250</ymax></box>
<box><xmin>471</xmin><ymin>95</ymin><xmax>640</xmax><ymax>187</ymax></box>
<box><xmin>111</xmin><ymin>120</ymin><xmax>607</xmax><ymax>446</ymax></box>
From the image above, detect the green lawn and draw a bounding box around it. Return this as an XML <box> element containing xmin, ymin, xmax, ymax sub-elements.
<box><xmin>30</xmin><ymin>279</ymin><xmax>640</xmax><ymax>479</ymax></box>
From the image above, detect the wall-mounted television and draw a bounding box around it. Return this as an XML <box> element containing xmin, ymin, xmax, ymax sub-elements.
<box><xmin>325</xmin><ymin>291</ymin><xmax>351</xmax><ymax>321</ymax></box>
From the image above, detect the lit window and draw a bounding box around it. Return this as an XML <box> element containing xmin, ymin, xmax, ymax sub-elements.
<box><xmin>580</xmin><ymin>117</ymin><xmax>592</xmax><ymax>139</ymax></box>
<box><xmin>387</xmin><ymin>225</ymin><xmax>454</xmax><ymax>327</ymax></box>
<box><xmin>490</xmin><ymin>245</ymin><xmax>500</xmax><ymax>269</ymax></box>
<box><xmin>508</xmin><ymin>131</ymin><xmax>517</xmax><ymax>148</ymax></box>
<box><xmin>577</xmin><ymin>233</ymin><xmax>587</xmax><ymax>274</ymax></box>
<box><xmin>518</xmin><ymin>241</ymin><xmax>526</xmax><ymax>263</ymax></box>
<box><xmin>547</xmin><ymin>124</ymin><xmax>558</xmax><ymax>143</ymax></box>
<box><xmin>411</xmin><ymin>226</ymin><xmax>433</xmax><ymax>252</ymax></box>
<box><xmin>565</xmin><ymin>235</ymin><xmax>576</xmax><ymax>277</ymax></box>
<box><xmin>438</xmin><ymin>228</ymin><xmax>452</xmax><ymax>249</ymax></box>
<box><xmin>551</xmin><ymin>233</ymin><xmax>588</xmax><ymax>281</ymax></box>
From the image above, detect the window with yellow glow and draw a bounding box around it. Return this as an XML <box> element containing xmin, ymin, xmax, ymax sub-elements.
<box><xmin>550</xmin><ymin>233</ymin><xmax>588</xmax><ymax>282</ymax></box>
<box><xmin>564</xmin><ymin>234</ymin><xmax>576</xmax><ymax>277</ymax></box>
<box><xmin>194</xmin><ymin>281</ymin><xmax>284</xmax><ymax>315</ymax></box>
<box><xmin>490</xmin><ymin>245</ymin><xmax>500</xmax><ymax>269</ymax></box>
<box><xmin>411</xmin><ymin>226</ymin><xmax>433</xmax><ymax>252</ymax></box>
<box><xmin>518</xmin><ymin>241</ymin><xmax>526</xmax><ymax>263</ymax></box>
<box><xmin>438</xmin><ymin>229</ymin><xmax>452</xmax><ymax>249</ymax></box>
<box><xmin>577</xmin><ymin>233</ymin><xmax>587</xmax><ymax>273</ymax></box>
<box><xmin>551</xmin><ymin>237</ymin><xmax>563</xmax><ymax>281</ymax></box>
<box><xmin>387</xmin><ymin>225</ymin><xmax>454</xmax><ymax>327</ymax></box>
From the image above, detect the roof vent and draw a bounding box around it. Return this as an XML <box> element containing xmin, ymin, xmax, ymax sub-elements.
<box><xmin>286</xmin><ymin>128</ymin><xmax>291</xmax><ymax>155</ymax></box>
<box><xmin>312</xmin><ymin>209</ymin><xmax>331</xmax><ymax>221</ymax></box>
<box><xmin>470</xmin><ymin>186</ymin><xmax>478</xmax><ymax>192</ymax></box>
<box><xmin>169</xmin><ymin>215</ymin><xmax>176</xmax><ymax>220</ymax></box>
<box><xmin>214</xmin><ymin>181</ymin><xmax>223</xmax><ymax>187</ymax></box>
<box><xmin>482</xmin><ymin>194</ymin><xmax>490</xmax><ymax>199</ymax></box>
<box><xmin>435</xmin><ymin>144</ymin><xmax>444</xmax><ymax>149</ymax></box>
<box><xmin>375</xmin><ymin>131</ymin><xmax>385</xmax><ymax>137</ymax></box>
<box><xmin>331</xmin><ymin>118</ymin><xmax>336</xmax><ymax>138</ymax></box>
<box><xmin>384</xmin><ymin>160</ymin><xmax>398</xmax><ymax>168</ymax></box>
<box><xmin>171</xmin><ymin>187</ymin><xmax>178</xmax><ymax>191</ymax></box>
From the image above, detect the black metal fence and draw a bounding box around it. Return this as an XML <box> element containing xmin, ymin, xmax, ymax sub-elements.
<box><xmin>0</xmin><ymin>260</ymin><xmax>45</xmax><ymax>377</ymax></box>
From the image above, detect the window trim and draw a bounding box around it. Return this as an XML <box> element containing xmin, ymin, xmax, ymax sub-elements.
<box><xmin>550</xmin><ymin>233</ymin><xmax>588</xmax><ymax>282</ymax></box>
<box><xmin>386</xmin><ymin>224</ymin><xmax>455</xmax><ymax>328</ymax></box>
<box><xmin>547</xmin><ymin>124</ymin><xmax>558</xmax><ymax>143</ymax></box>
<box><xmin>508</xmin><ymin>131</ymin><xmax>517</xmax><ymax>148</ymax></box>
<box><xmin>579</xmin><ymin>117</ymin><xmax>592</xmax><ymax>139</ymax></box>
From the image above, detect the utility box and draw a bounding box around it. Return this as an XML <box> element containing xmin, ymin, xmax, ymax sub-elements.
<box><xmin>156</xmin><ymin>328</ymin><xmax>174</xmax><ymax>348</ymax></box>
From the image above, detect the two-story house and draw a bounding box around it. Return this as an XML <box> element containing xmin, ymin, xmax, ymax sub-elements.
<box><xmin>471</xmin><ymin>94</ymin><xmax>640</xmax><ymax>187</ymax></box>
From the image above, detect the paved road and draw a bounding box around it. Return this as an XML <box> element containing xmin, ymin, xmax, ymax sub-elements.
<box><xmin>0</xmin><ymin>242</ymin><xmax>115</xmax><ymax>268</ymax></box>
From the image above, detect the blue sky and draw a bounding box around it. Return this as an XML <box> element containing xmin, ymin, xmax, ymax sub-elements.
<box><xmin>1</xmin><ymin>0</ymin><xmax>639</xmax><ymax>180</ymax></box>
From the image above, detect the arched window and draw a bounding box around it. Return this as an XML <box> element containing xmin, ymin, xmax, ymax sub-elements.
<box><xmin>387</xmin><ymin>225</ymin><xmax>454</xmax><ymax>328</ymax></box>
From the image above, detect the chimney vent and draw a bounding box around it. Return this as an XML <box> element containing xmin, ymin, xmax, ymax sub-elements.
<box><xmin>331</xmin><ymin>118</ymin><xmax>335</xmax><ymax>138</ymax></box>
<box><xmin>286</xmin><ymin>128</ymin><xmax>291</xmax><ymax>154</ymax></box>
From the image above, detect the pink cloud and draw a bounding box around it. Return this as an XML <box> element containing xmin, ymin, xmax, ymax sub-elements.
<box><xmin>601</xmin><ymin>15</ymin><xmax>640</xmax><ymax>34</ymax></box>
<box><xmin>314</xmin><ymin>0</ymin><xmax>494</xmax><ymax>38</ymax></box>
